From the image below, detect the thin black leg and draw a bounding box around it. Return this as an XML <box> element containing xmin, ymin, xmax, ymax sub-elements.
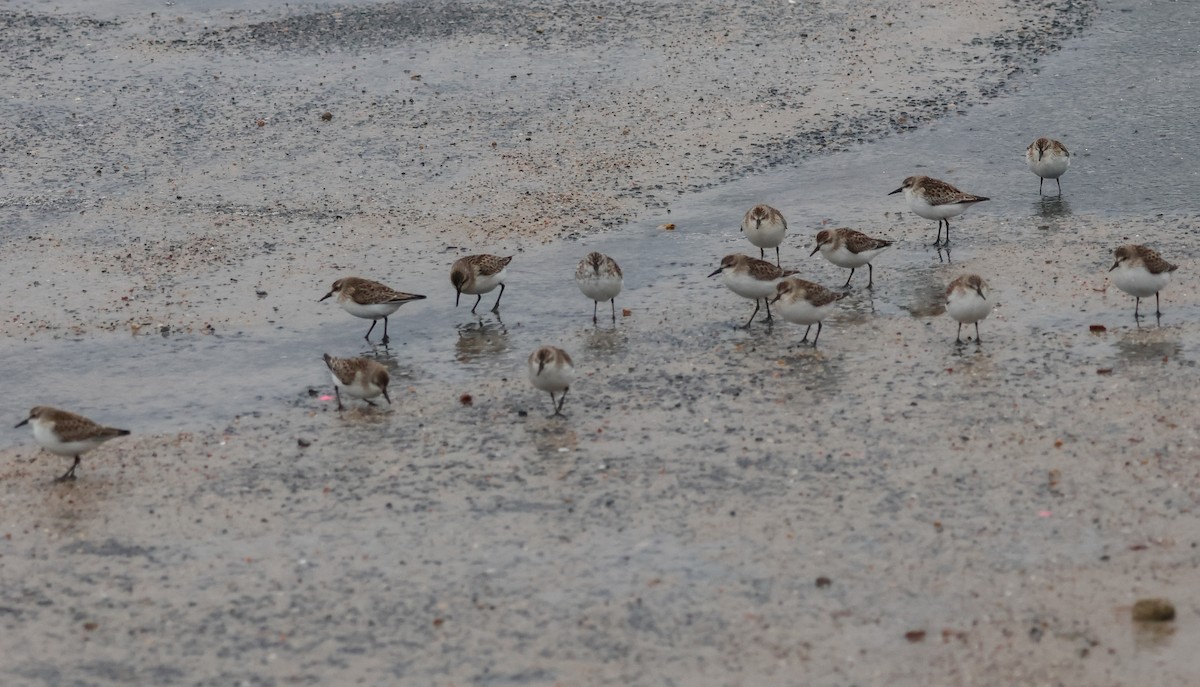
<box><xmin>932</xmin><ymin>220</ymin><xmax>943</xmax><ymax>247</ymax></box>
<box><xmin>1134</xmin><ymin>297</ymin><xmax>1141</xmax><ymax>319</ymax></box>
<box><xmin>381</xmin><ymin>317</ymin><xmax>390</xmax><ymax>345</ymax></box>
<box><xmin>867</xmin><ymin>263</ymin><xmax>875</xmax><ymax>289</ymax></box>
<box><xmin>555</xmin><ymin>388</ymin><xmax>569</xmax><ymax>416</ymax></box>
<box><xmin>364</xmin><ymin>320</ymin><xmax>377</xmax><ymax>341</ymax></box>
<box><xmin>610</xmin><ymin>299</ymin><xmax>616</xmax><ymax>322</ymax></box>
<box><xmin>760</xmin><ymin>248</ymin><xmax>766</xmax><ymax>261</ymax></box>
<box><xmin>975</xmin><ymin>322</ymin><xmax>981</xmax><ymax>343</ymax></box>
<box><xmin>491</xmin><ymin>284</ymin><xmax>506</xmax><ymax>312</ymax></box>
<box><xmin>1156</xmin><ymin>291</ymin><xmax>1163</xmax><ymax>317</ymax></box>
<box><xmin>55</xmin><ymin>456</ymin><xmax>80</xmax><ymax>482</ymax></box>
<box><xmin>956</xmin><ymin>322</ymin><xmax>963</xmax><ymax>344</ymax></box>
<box><xmin>944</xmin><ymin>220</ymin><xmax>951</xmax><ymax>246</ymax></box>
<box><xmin>812</xmin><ymin>322</ymin><xmax>824</xmax><ymax>346</ymax></box>
<box><xmin>1039</xmin><ymin>177</ymin><xmax>1044</xmax><ymax>195</ymax></box>
<box><xmin>335</xmin><ymin>387</ymin><xmax>345</xmax><ymax>411</ymax></box>
<box><xmin>764</xmin><ymin>298</ymin><xmax>774</xmax><ymax>322</ymax></box>
<box><xmin>843</xmin><ymin>268</ymin><xmax>855</xmax><ymax>288</ymax></box>
<box><xmin>742</xmin><ymin>300</ymin><xmax>762</xmax><ymax>329</ymax></box>
<box><xmin>774</xmin><ymin>246</ymin><xmax>781</xmax><ymax>268</ymax></box>
<box><xmin>1056</xmin><ymin>178</ymin><xmax>1062</xmax><ymax>195</ymax></box>
<box><xmin>800</xmin><ymin>325</ymin><xmax>811</xmax><ymax>343</ymax></box>
<box><xmin>471</xmin><ymin>294</ymin><xmax>483</xmax><ymax>314</ymax></box>
<box><xmin>592</xmin><ymin>300</ymin><xmax>598</xmax><ymax>324</ymax></box>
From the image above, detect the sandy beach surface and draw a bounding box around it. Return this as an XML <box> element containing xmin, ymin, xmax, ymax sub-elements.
<box><xmin>6</xmin><ymin>0</ymin><xmax>1200</xmax><ymax>684</ymax></box>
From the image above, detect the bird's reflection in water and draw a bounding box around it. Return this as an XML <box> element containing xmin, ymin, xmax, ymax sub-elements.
<box><xmin>455</xmin><ymin>316</ymin><xmax>509</xmax><ymax>363</ymax></box>
<box><xmin>1034</xmin><ymin>195</ymin><xmax>1072</xmax><ymax>219</ymax></box>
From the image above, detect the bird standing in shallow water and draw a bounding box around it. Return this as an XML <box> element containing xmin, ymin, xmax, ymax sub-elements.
<box><xmin>889</xmin><ymin>175</ymin><xmax>989</xmax><ymax>247</ymax></box>
<box><xmin>451</xmin><ymin>254</ymin><xmax>512</xmax><ymax>314</ymax></box>
<box><xmin>810</xmin><ymin>228</ymin><xmax>893</xmax><ymax>289</ymax></box>
<box><xmin>575</xmin><ymin>252</ymin><xmax>623</xmax><ymax>323</ymax></box>
<box><xmin>320</xmin><ymin>277</ymin><xmax>426</xmax><ymax>344</ymax></box>
<box><xmin>708</xmin><ymin>253</ymin><xmax>797</xmax><ymax>328</ymax></box>
<box><xmin>1025</xmin><ymin>137</ymin><xmax>1070</xmax><ymax>195</ymax></box>
<box><xmin>740</xmin><ymin>204</ymin><xmax>788</xmax><ymax>267</ymax></box>
<box><xmin>323</xmin><ymin>354</ymin><xmax>391</xmax><ymax>412</ymax></box>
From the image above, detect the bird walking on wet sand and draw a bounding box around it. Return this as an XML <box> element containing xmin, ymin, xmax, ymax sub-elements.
<box><xmin>16</xmin><ymin>406</ymin><xmax>130</xmax><ymax>482</ymax></box>
<box><xmin>810</xmin><ymin>228</ymin><xmax>894</xmax><ymax>288</ymax></box>
<box><xmin>1025</xmin><ymin>137</ymin><xmax>1070</xmax><ymax>195</ymax></box>
<box><xmin>320</xmin><ymin>277</ymin><xmax>426</xmax><ymax>344</ymax></box>
<box><xmin>575</xmin><ymin>252</ymin><xmax>623</xmax><ymax>323</ymax></box>
<box><xmin>323</xmin><ymin>354</ymin><xmax>391</xmax><ymax>411</ymax></box>
<box><xmin>740</xmin><ymin>204</ymin><xmax>788</xmax><ymax>267</ymax></box>
<box><xmin>708</xmin><ymin>253</ymin><xmax>798</xmax><ymax>328</ymax></box>
<box><xmin>889</xmin><ymin>175</ymin><xmax>989</xmax><ymax>247</ymax></box>
<box><xmin>771</xmin><ymin>278</ymin><xmax>846</xmax><ymax>346</ymax></box>
<box><xmin>451</xmin><ymin>254</ymin><xmax>512</xmax><ymax>314</ymax></box>
<box><xmin>1109</xmin><ymin>244</ymin><xmax>1177</xmax><ymax>320</ymax></box>
<box><xmin>945</xmin><ymin>274</ymin><xmax>993</xmax><ymax>344</ymax></box>
<box><xmin>528</xmin><ymin>346</ymin><xmax>574</xmax><ymax>417</ymax></box>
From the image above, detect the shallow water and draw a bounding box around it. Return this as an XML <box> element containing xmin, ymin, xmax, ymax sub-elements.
<box><xmin>2</xmin><ymin>0</ymin><xmax>1196</xmax><ymax>442</ymax></box>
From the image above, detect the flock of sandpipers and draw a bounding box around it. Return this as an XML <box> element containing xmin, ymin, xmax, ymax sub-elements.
<box><xmin>14</xmin><ymin>136</ymin><xmax>1180</xmax><ymax>481</ymax></box>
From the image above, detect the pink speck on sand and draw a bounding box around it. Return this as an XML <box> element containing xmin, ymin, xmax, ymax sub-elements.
<box><xmin>1038</xmin><ymin>510</ymin><xmax>1053</xmax><ymax>518</ymax></box>
<box><xmin>319</xmin><ymin>395</ymin><xmax>334</xmax><ymax>401</ymax></box>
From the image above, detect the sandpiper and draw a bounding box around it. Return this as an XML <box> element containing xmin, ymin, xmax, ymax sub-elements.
<box><xmin>810</xmin><ymin>228</ymin><xmax>894</xmax><ymax>288</ymax></box>
<box><xmin>528</xmin><ymin>346</ymin><xmax>574</xmax><ymax>417</ymax></box>
<box><xmin>575</xmin><ymin>252</ymin><xmax>623</xmax><ymax>323</ymax></box>
<box><xmin>740</xmin><ymin>204</ymin><xmax>788</xmax><ymax>267</ymax></box>
<box><xmin>889</xmin><ymin>176</ymin><xmax>989</xmax><ymax>247</ymax></box>
<box><xmin>945</xmin><ymin>274</ymin><xmax>993</xmax><ymax>344</ymax></box>
<box><xmin>771</xmin><ymin>278</ymin><xmax>846</xmax><ymax>345</ymax></box>
<box><xmin>1109</xmin><ymin>245</ymin><xmax>1177</xmax><ymax>320</ymax></box>
<box><xmin>320</xmin><ymin>277</ymin><xmax>426</xmax><ymax>344</ymax></box>
<box><xmin>323</xmin><ymin>354</ymin><xmax>391</xmax><ymax>411</ymax></box>
<box><xmin>1025</xmin><ymin>137</ymin><xmax>1070</xmax><ymax>195</ymax></box>
<box><xmin>707</xmin><ymin>254</ymin><xmax>797</xmax><ymax>328</ymax></box>
<box><xmin>451</xmin><ymin>254</ymin><xmax>512</xmax><ymax>314</ymax></box>
<box><xmin>15</xmin><ymin>406</ymin><xmax>130</xmax><ymax>482</ymax></box>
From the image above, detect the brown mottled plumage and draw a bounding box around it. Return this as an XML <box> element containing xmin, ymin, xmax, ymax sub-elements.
<box><xmin>770</xmin><ymin>278</ymin><xmax>847</xmax><ymax>345</ymax></box>
<box><xmin>527</xmin><ymin>346</ymin><xmax>575</xmax><ymax>416</ymax></box>
<box><xmin>740</xmin><ymin>204</ymin><xmax>789</xmax><ymax>265</ymax></box>
<box><xmin>319</xmin><ymin>277</ymin><xmax>426</xmax><ymax>344</ymax></box>
<box><xmin>816</xmin><ymin>228</ymin><xmax>893</xmax><ymax>255</ymax></box>
<box><xmin>1113</xmin><ymin>245</ymin><xmax>1177</xmax><ymax>275</ymax></box>
<box><xmin>15</xmin><ymin>406</ymin><xmax>130</xmax><ymax>482</ymax></box>
<box><xmin>889</xmin><ymin>175</ymin><xmax>989</xmax><ymax>246</ymax></box>
<box><xmin>451</xmin><ymin>254</ymin><xmax>513</xmax><ymax>313</ymax></box>
<box><xmin>945</xmin><ymin>274</ymin><xmax>987</xmax><ymax>299</ymax></box>
<box><xmin>574</xmin><ymin>252</ymin><xmax>624</xmax><ymax>323</ymax></box>
<box><xmin>323</xmin><ymin>354</ymin><xmax>391</xmax><ymax>411</ymax></box>
<box><xmin>707</xmin><ymin>254</ymin><xmax>799</xmax><ymax>328</ymax></box>
<box><xmin>775</xmin><ymin>278</ymin><xmax>845</xmax><ymax>308</ymax></box>
<box><xmin>1025</xmin><ymin>137</ymin><xmax>1071</xmax><ymax>194</ymax></box>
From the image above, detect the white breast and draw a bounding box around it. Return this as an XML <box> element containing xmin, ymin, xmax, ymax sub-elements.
<box><xmin>722</xmin><ymin>270</ymin><xmax>780</xmax><ymax>300</ymax></box>
<box><xmin>32</xmin><ymin>419</ymin><xmax>107</xmax><ymax>457</ymax></box>
<box><xmin>776</xmin><ymin>298</ymin><xmax>837</xmax><ymax>326</ymax></box>
<box><xmin>743</xmin><ymin>218</ymin><xmax>787</xmax><ymax>250</ymax></box>
<box><xmin>1111</xmin><ymin>265</ymin><xmax>1170</xmax><ymax>298</ymax></box>
<box><xmin>820</xmin><ymin>243</ymin><xmax>886</xmax><ymax>269</ymax></box>
<box><xmin>576</xmin><ymin>273</ymin><xmax>623</xmax><ymax>302</ymax></box>
<box><xmin>906</xmin><ymin>190</ymin><xmax>973</xmax><ymax>221</ymax></box>
<box><xmin>463</xmin><ymin>267</ymin><xmax>507</xmax><ymax>295</ymax></box>
<box><xmin>339</xmin><ymin>299</ymin><xmax>402</xmax><ymax>320</ymax></box>
<box><xmin>946</xmin><ymin>291</ymin><xmax>993</xmax><ymax>324</ymax></box>
<box><xmin>529</xmin><ymin>362</ymin><xmax>574</xmax><ymax>393</ymax></box>
<box><xmin>1027</xmin><ymin>151</ymin><xmax>1070</xmax><ymax>179</ymax></box>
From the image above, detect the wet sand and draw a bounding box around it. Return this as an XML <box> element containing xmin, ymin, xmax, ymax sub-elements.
<box><xmin>9</xmin><ymin>0</ymin><xmax>1200</xmax><ymax>685</ymax></box>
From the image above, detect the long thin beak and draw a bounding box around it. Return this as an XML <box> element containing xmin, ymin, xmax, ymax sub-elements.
<box><xmin>975</xmin><ymin>287</ymin><xmax>986</xmax><ymax>300</ymax></box>
<box><xmin>319</xmin><ymin>291</ymin><xmax>333</xmax><ymax>302</ymax></box>
<box><xmin>707</xmin><ymin>267</ymin><xmax>723</xmax><ymax>278</ymax></box>
<box><xmin>455</xmin><ymin>286</ymin><xmax>462</xmax><ymax>306</ymax></box>
<box><xmin>383</xmin><ymin>389</ymin><xmax>392</xmax><ymax>404</ymax></box>
<box><xmin>537</xmin><ymin>360</ymin><xmax>545</xmax><ymax>375</ymax></box>
<box><xmin>888</xmin><ymin>187</ymin><xmax>903</xmax><ymax>195</ymax></box>
<box><xmin>770</xmin><ymin>295</ymin><xmax>781</xmax><ymax>305</ymax></box>
<box><xmin>809</xmin><ymin>245</ymin><xmax>821</xmax><ymax>257</ymax></box>
<box><xmin>15</xmin><ymin>417</ymin><xmax>29</xmax><ymax>428</ymax></box>
<box><xmin>1108</xmin><ymin>261</ymin><xmax>1119</xmax><ymax>272</ymax></box>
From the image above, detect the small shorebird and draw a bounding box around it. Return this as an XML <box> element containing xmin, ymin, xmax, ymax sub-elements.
<box><xmin>320</xmin><ymin>277</ymin><xmax>426</xmax><ymax>344</ymax></box>
<box><xmin>451</xmin><ymin>254</ymin><xmax>512</xmax><ymax>314</ymax></box>
<box><xmin>575</xmin><ymin>252</ymin><xmax>623</xmax><ymax>323</ymax></box>
<box><xmin>528</xmin><ymin>346</ymin><xmax>574</xmax><ymax>417</ymax></box>
<box><xmin>15</xmin><ymin>406</ymin><xmax>130</xmax><ymax>482</ymax></box>
<box><xmin>323</xmin><ymin>354</ymin><xmax>391</xmax><ymax>411</ymax></box>
<box><xmin>945</xmin><ymin>274</ymin><xmax>993</xmax><ymax>344</ymax></box>
<box><xmin>1025</xmin><ymin>137</ymin><xmax>1071</xmax><ymax>195</ymax></box>
<box><xmin>810</xmin><ymin>228</ymin><xmax>894</xmax><ymax>288</ymax></box>
<box><xmin>771</xmin><ymin>278</ymin><xmax>846</xmax><ymax>346</ymax></box>
<box><xmin>889</xmin><ymin>175</ymin><xmax>989</xmax><ymax>247</ymax></box>
<box><xmin>1109</xmin><ymin>245</ymin><xmax>1177</xmax><ymax>320</ymax></box>
<box><xmin>708</xmin><ymin>253</ymin><xmax>798</xmax><ymax>328</ymax></box>
<box><xmin>740</xmin><ymin>204</ymin><xmax>788</xmax><ymax>267</ymax></box>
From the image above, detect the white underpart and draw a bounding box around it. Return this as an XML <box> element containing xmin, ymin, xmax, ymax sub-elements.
<box><xmin>339</xmin><ymin>299</ymin><xmax>402</xmax><ymax>320</ymax></box>
<box><xmin>331</xmin><ymin>370</ymin><xmax>384</xmax><ymax>400</ymax></box>
<box><xmin>946</xmin><ymin>288</ymin><xmax>993</xmax><ymax>325</ymax></box>
<box><xmin>462</xmin><ymin>267</ymin><xmax>507</xmax><ymax>295</ymax></box>
<box><xmin>529</xmin><ymin>360</ymin><xmax>574</xmax><ymax>393</ymax></box>
<box><xmin>31</xmin><ymin>419</ymin><xmax>109</xmax><ymax>457</ymax></box>
<box><xmin>904</xmin><ymin>188</ymin><xmax>975</xmax><ymax>221</ymax></box>
<box><xmin>1111</xmin><ymin>264</ymin><xmax>1170</xmax><ymax>298</ymax></box>
<box><xmin>576</xmin><ymin>273</ymin><xmax>623</xmax><ymax>303</ymax></box>
<box><xmin>819</xmin><ymin>243</ymin><xmax>889</xmax><ymax>269</ymax></box>
<box><xmin>776</xmin><ymin>298</ymin><xmax>838</xmax><ymax>326</ymax></box>
<box><xmin>721</xmin><ymin>269</ymin><xmax>782</xmax><ymax>300</ymax></box>
<box><xmin>742</xmin><ymin>217</ymin><xmax>787</xmax><ymax>250</ymax></box>
<box><xmin>1027</xmin><ymin>150</ymin><xmax>1070</xmax><ymax>180</ymax></box>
